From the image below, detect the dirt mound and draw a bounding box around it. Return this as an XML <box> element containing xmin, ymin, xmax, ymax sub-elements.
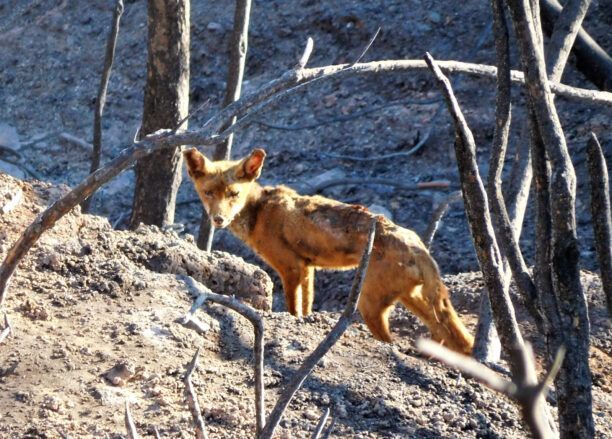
<box><xmin>1</xmin><ymin>174</ymin><xmax>610</xmax><ymax>438</ymax></box>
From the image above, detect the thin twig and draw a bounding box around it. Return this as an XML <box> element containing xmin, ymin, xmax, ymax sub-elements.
<box><xmin>417</xmin><ymin>339</ymin><xmax>564</xmax><ymax>439</ymax></box>
<box><xmin>586</xmin><ymin>132</ymin><xmax>612</xmax><ymax>316</ymax></box>
<box><xmin>311</xmin><ymin>407</ymin><xmax>331</xmax><ymax>439</ymax></box>
<box><xmin>184</xmin><ymin>349</ymin><xmax>208</xmax><ymax>439</ymax></box>
<box><xmin>259</xmin><ymin>219</ymin><xmax>377</xmax><ymax>439</ymax></box>
<box><xmin>153</xmin><ymin>427</ymin><xmax>162</xmax><ymax>439</ymax></box>
<box><xmin>424</xmin><ymin>190</ymin><xmax>462</xmax><ymax>248</ymax></box>
<box><xmin>352</xmin><ymin>27</ymin><xmax>381</xmax><ymax>65</ymax></box>
<box><xmin>306</xmin><ymin>177</ymin><xmax>451</xmax><ymax>195</ymax></box>
<box><xmin>297</xmin><ymin>37</ymin><xmax>314</xmax><ymax>70</ymax></box>
<box><xmin>320</xmin><ymin>416</ymin><xmax>336</xmax><ymax>439</ymax></box>
<box><xmin>0</xmin><ymin>312</ymin><xmax>12</xmax><ymax>343</ymax></box>
<box><xmin>180</xmin><ymin>276</ymin><xmax>265</xmax><ymax>436</ymax></box>
<box><xmin>124</xmin><ymin>401</ymin><xmax>139</xmax><ymax>439</ymax></box>
<box><xmin>83</xmin><ymin>0</ymin><xmax>124</xmax><ymax>212</ymax></box>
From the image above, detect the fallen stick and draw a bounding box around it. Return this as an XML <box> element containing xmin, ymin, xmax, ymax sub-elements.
<box><xmin>184</xmin><ymin>349</ymin><xmax>208</xmax><ymax>439</ymax></box>
<box><xmin>124</xmin><ymin>401</ymin><xmax>139</xmax><ymax>439</ymax></box>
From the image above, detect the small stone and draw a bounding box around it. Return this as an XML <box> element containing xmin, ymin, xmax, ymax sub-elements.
<box><xmin>368</xmin><ymin>204</ymin><xmax>393</xmax><ymax>220</ymax></box>
<box><xmin>303</xmin><ymin>409</ymin><xmax>320</xmax><ymax>421</ymax></box>
<box><xmin>207</xmin><ymin>22</ymin><xmax>223</xmax><ymax>31</ymax></box>
<box><xmin>428</xmin><ymin>11</ymin><xmax>442</xmax><ymax>23</ymax></box>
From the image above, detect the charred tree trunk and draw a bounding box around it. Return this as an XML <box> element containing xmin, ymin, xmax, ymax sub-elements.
<box><xmin>506</xmin><ymin>0</ymin><xmax>594</xmax><ymax>436</ymax></box>
<box><xmin>130</xmin><ymin>0</ymin><xmax>190</xmax><ymax>228</ymax></box>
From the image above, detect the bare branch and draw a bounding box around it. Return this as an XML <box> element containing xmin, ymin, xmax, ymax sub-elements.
<box><xmin>306</xmin><ymin>178</ymin><xmax>451</xmax><ymax>195</ymax></box>
<box><xmin>83</xmin><ymin>0</ymin><xmax>124</xmax><ymax>211</ymax></box>
<box><xmin>417</xmin><ymin>339</ymin><xmax>564</xmax><ymax>439</ymax></box>
<box><xmin>424</xmin><ymin>190</ymin><xmax>462</xmax><ymax>248</ymax></box>
<box><xmin>180</xmin><ymin>277</ymin><xmax>265</xmax><ymax>436</ymax></box>
<box><xmin>124</xmin><ymin>401</ymin><xmax>139</xmax><ymax>439</ymax></box>
<box><xmin>352</xmin><ymin>27</ymin><xmax>381</xmax><ymax>65</ymax></box>
<box><xmin>546</xmin><ymin>0</ymin><xmax>591</xmax><ymax>82</ymax></box>
<box><xmin>153</xmin><ymin>427</ymin><xmax>162</xmax><ymax>439</ymax></box>
<box><xmin>259</xmin><ymin>219</ymin><xmax>377</xmax><ymax>439</ymax></box>
<box><xmin>184</xmin><ymin>349</ymin><xmax>208</xmax><ymax>439</ymax></box>
<box><xmin>586</xmin><ymin>133</ymin><xmax>612</xmax><ymax>316</ymax></box>
<box><xmin>311</xmin><ymin>407</ymin><xmax>330</xmax><ymax>439</ymax></box>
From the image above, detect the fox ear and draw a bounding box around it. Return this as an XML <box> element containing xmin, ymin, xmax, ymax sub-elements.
<box><xmin>238</xmin><ymin>148</ymin><xmax>266</xmax><ymax>180</ymax></box>
<box><xmin>183</xmin><ymin>148</ymin><xmax>208</xmax><ymax>178</ymax></box>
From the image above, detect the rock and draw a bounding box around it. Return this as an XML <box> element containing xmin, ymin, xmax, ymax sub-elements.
<box><xmin>304</xmin><ymin>409</ymin><xmax>320</xmax><ymax>421</ymax></box>
<box><xmin>298</xmin><ymin>168</ymin><xmax>346</xmax><ymax>193</ymax></box>
<box><xmin>0</xmin><ymin>184</ymin><xmax>22</xmax><ymax>214</ymax></box>
<box><xmin>41</xmin><ymin>395</ymin><xmax>62</xmax><ymax>413</ymax></box>
<box><xmin>207</xmin><ymin>21</ymin><xmax>223</xmax><ymax>31</ymax></box>
<box><xmin>105</xmin><ymin>361</ymin><xmax>142</xmax><ymax>387</ymax></box>
<box><xmin>428</xmin><ymin>11</ymin><xmax>443</xmax><ymax>24</ymax></box>
<box><xmin>0</xmin><ymin>123</ymin><xmax>20</xmax><ymax>150</ymax></box>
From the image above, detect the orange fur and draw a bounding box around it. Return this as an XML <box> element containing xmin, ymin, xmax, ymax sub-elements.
<box><xmin>184</xmin><ymin>147</ymin><xmax>474</xmax><ymax>354</ymax></box>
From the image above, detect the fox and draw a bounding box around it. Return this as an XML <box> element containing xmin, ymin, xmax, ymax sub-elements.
<box><xmin>183</xmin><ymin>147</ymin><xmax>474</xmax><ymax>354</ymax></box>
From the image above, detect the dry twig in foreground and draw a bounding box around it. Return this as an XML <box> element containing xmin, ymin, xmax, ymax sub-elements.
<box><xmin>124</xmin><ymin>401</ymin><xmax>139</xmax><ymax>439</ymax></box>
<box><xmin>259</xmin><ymin>219</ymin><xmax>377</xmax><ymax>439</ymax></box>
<box><xmin>184</xmin><ymin>349</ymin><xmax>208</xmax><ymax>439</ymax></box>
<box><xmin>417</xmin><ymin>339</ymin><xmax>565</xmax><ymax>439</ymax></box>
<box><xmin>180</xmin><ymin>276</ymin><xmax>265</xmax><ymax>436</ymax></box>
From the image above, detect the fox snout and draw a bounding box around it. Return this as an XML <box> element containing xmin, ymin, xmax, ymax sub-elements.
<box><xmin>212</xmin><ymin>214</ymin><xmax>227</xmax><ymax>228</ymax></box>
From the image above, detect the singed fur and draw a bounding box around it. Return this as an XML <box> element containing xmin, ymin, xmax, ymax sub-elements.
<box><xmin>184</xmin><ymin>147</ymin><xmax>474</xmax><ymax>354</ymax></box>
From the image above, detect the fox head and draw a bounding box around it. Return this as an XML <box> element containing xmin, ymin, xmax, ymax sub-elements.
<box><xmin>183</xmin><ymin>148</ymin><xmax>266</xmax><ymax>228</ymax></box>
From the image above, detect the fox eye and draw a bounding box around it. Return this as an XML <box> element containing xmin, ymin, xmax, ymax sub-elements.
<box><xmin>204</xmin><ymin>190</ymin><xmax>214</xmax><ymax>198</ymax></box>
<box><xmin>229</xmin><ymin>190</ymin><xmax>240</xmax><ymax>198</ymax></box>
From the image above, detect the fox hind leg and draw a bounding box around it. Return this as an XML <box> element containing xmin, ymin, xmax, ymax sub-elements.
<box><xmin>277</xmin><ymin>265</ymin><xmax>305</xmax><ymax>318</ymax></box>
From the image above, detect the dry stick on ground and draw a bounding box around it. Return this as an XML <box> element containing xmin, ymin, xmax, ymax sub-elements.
<box><xmin>184</xmin><ymin>349</ymin><xmax>208</xmax><ymax>439</ymax></box>
<box><xmin>586</xmin><ymin>133</ymin><xmax>612</xmax><ymax>316</ymax></box>
<box><xmin>180</xmin><ymin>276</ymin><xmax>265</xmax><ymax>436</ymax></box>
<box><xmin>306</xmin><ymin>178</ymin><xmax>451</xmax><ymax>195</ymax></box>
<box><xmin>124</xmin><ymin>401</ymin><xmax>139</xmax><ymax>439</ymax></box>
<box><xmin>199</xmin><ymin>0</ymin><xmax>253</xmax><ymax>251</ymax></box>
<box><xmin>423</xmin><ymin>190</ymin><xmax>462</xmax><ymax>248</ymax></box>
<box><xmin>320</xmin><ymin>417</ymin><xmax>336</xmax><ymax>439</ymax></box>
<box><xmin>82</xmin><ymin>0</ymin><xmax>124</xmax><ymax>212</ymax></box>
<box><xmin>311</xmin><ymin>407</ymin><xmax>331</xmax><ymax>439</ymax></box>
<box><xmin>417</xmin><ymin>339</ymin><xmax>565</xmax><ymax>439</ymax></box>
<box><xmin>153</xmin><ymin>427</ymin><xmax>162</xmax><ymax>439</ymax></box>
<box><xmin>506</xmin><ymin>1</ymin><xmax>594</xmax><ymax>436</ymax></box>
<box><xmin>424</xmin><ymin>52</ymin><xmax>556</xmax><ymax>436</ymax></box>
<box><xmin>259</xmin><ymin>219</ymin><xmax>377</xmax><ymax>439</ymax></box>
<box><xmin>2</xmin><ymin>49</ymin><xmax>611</xmax><ymax>307</ymax></box>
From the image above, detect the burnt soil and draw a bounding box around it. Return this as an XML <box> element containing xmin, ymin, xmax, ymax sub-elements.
<box><xmin>0</xmin><ymin>0</ymin><xmax>611</xmax><ymax>438</ymax></box>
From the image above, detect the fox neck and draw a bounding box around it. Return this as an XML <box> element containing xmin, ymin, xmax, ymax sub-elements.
<box><xmin>227</xmin><ymin>182</ymin><xmax>265</xmax><ymax>240</ymax></box>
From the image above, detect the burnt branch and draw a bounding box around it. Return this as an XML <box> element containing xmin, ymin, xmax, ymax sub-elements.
<box><xmin>417</xmin><ymin>339</ymin><xmax>565</xmax><ymax>439</ymax></box>
<box><xmin>214</xmin><ymin>0</ymin><xmax>252</xmax><ymax>160</ymax></box>
<box><xmin>124</xmin><ymin>401</ymin><xmax>139</xmax><ymax>439</ymax></box>
<box><xmin>506</xmin><ymin>1</ymin><xmax>594</xmax><ymax>435</ymax></box>
<box><xmin>180</xmin><ymin>276</ymin><xmax>265</xmax><ymax>436</ymax></box>
<box><xmin>586</xmin><ymin>133</ymin><xmax>612</xmax><ymax>316</ymax></box>
<box><xmin>486</xmin><ymin>0</ymin><xmax>541</xmax><ymax>324</ymax></box>
<box><xmin>259</xmin><ymin>219</ymin><xmax>377</xmax><ymax>439</ymax></box>
<box><xmin>2</xmin><ymin>43</ymin><xmax>611</xmax><ymax>307</ymax></box>
<box><xmin>545</xmin><ymin>0</ymin><xmax>591</xmax><ymax>82</ymax></box>
<box><xmin>184</xmin><ymin>349</ymin><xmax>208</xmax><ymax>439</ymax></box>
<box><xmin>82</xmin><ymin>0</ymin><xmax>124</xmax><ymax>211</ymax></box>
<box><xmin>306</xmin><ymin>178</ymin><xmax>451</xmax><ymax>195</ymax></box>
<box><xmin>541</xmin><ymin>0</ymin><xmax>612</xmax><ymax>90</ymax></box>
<box><xmin>424</xmin><ymin>190</ymin><xmax>462</xmax><ymax>249</ymax></box>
